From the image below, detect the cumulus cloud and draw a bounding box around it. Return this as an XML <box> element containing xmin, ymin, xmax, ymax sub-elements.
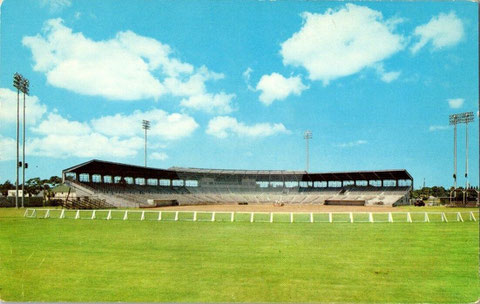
<box><xmin>448</xmin><ymin>98</ymin><xmax>464</xmax><ymax>109</ymax></box>
<box><xmin>411</xmin><ymin>12</ymin><xmax>464</xmax><ymax>54</ymax></box>
<box><xmin>429</xmin><ymin>125</ymin><xmax>449</xmax><ymax>132</ymax></box>
<box><xmin>206</xmin><ymin>116</ymin><xmax>289</xmax><ymax>138</ymax></box>
<box><xmin>256</xmin><ymin>73</ymin><xmax>308</xmax><ymax>105</ymax></box>
<box><xmin>151</xmin><ymin>152</ymin><xmax>168</xmax><ymax>161</ymax></box>
<box><xmin>32</xmin><ymin>113</ymin><xmax>91</xmax><ymax>135</ymax></box>
<box><xmin>180</xmin><ymin>92</ymin><xmax>235</xmax><ymax>114</ymax></box>
<box><xmin>373</xmin><ymin>64</ymin><xmax>401</xmax><ymax>83</ymax></box>
<box><xmin>0</xmin><ymin>135</ymin><xmax>16</xmax><ymax>161</ymax></box>
<box><xmin>22</xmin><ymin>19</ymin><xmax>235</xmax><ymax>113</ymax></box>
<box><xmin>40</xmin><ymin>0</ymin><xmax>71</xmax><ymax>13</ymax></box>
<box><xmin>242</xmin><ymin>67</ymin><xmax>255</xmax><ymax>91</ymax></box>
<box><xmin>11</xmin><ymin>108</ymin><xmax>198</xmax><ymax>160</ymax></box>
<box><xmin>29</xmin><ymin>134</ymin><xmax>143</xmax><ymax>158</ymax></box>
<box><xmin>0</xmin><ymin>88</ymin><xmax>47</xmax><ymax>125</ymax></box>
<box><xmin>91</xmin><ymin>109</ymin><xmax>198</xmax><ymax>140</ymax></box>
<box><xmin>334</xmin><ymin>140</ymin><xmax>367</xmax><ymax>148</ymax></box>
<box><xmin>280</xmin><ymin>4</ymin><xmax>405</xmax><ymax>85</ymax></box>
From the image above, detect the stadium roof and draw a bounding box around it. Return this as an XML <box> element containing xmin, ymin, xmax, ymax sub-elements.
<box><xmin>63</xmin><ymin>159</ymin><xmax>413</xmax><ymax>182</ymax></box>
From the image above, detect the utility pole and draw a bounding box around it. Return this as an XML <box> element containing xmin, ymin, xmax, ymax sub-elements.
<box><xmin>142</xmin><ymin>120</ymin><xmax>150</xmax><ymax>167</ymax></box>
<box><xmin>304</xmin><ymin>130</ymin><xmax>312</xmax><ymax>172</ymax></box>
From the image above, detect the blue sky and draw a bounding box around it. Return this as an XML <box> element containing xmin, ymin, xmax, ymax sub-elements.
<box><xmin>0</xmin><ymin>0</ymin><xmax>478</xmax><ymax>189</ymax></box>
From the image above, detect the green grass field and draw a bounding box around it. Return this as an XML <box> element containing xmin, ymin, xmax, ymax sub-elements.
<box><xmin>0</xmin><ymin>207</ymin><xmax>479</xmax><ymax>303</ymax></box>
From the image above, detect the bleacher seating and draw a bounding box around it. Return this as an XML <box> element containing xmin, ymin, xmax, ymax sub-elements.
<box><xmin>66</xmin><ymin>180</ymin><xmax>411</xmax><ymax>208</ymax></box>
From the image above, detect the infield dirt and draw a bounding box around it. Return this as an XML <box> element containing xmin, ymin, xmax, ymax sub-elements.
<box><xmin>155</xmin><ymin>204</ymin><xmax>399</xmax><ymax>212</ymax></box>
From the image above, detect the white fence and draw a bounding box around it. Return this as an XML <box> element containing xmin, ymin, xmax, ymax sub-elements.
<box><xmin>23</xmin><ymin>209</ymin><xmax>478</xmax><ymax>223</ymax></box>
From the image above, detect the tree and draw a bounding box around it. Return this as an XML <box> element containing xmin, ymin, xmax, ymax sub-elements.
<box><xmin>25</xmin><ymin>177</ymin><xmax>43</xmax><ymax>197</ymax></box>
<box><xmin>0</xmin><ymin>180</ymin><xmax>14</xmax><ymax>196</ymax></box>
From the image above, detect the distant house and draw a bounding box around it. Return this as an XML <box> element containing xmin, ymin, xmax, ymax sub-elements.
<box><xmin>7</xmin><ymin>190</ymin><xmax>25</xmax><ymax>197</ymax></box>
<box><xmin>7</xmin><ymin>190</ymin><xmax>43</xmax><ymax>198</ymax></box>
<box><xmin>51</xmin><ymin>184</ymin><xmax>76</xmax><ymax>200</ymax></box>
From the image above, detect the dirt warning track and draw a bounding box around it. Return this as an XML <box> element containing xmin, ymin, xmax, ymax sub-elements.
<box><xmin>154</xmin><ymin>204</ymin><xmax>399</xmax><ymax>213</ymax></box>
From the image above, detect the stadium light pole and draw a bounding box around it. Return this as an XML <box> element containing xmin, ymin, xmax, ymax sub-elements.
<box><xmin>142</xmin><ymin>120</ymin><xmax>150</xmax><ymax>167</ymax></box>
<box><xmin>304</xmin><ymin>130</ymin><xmax>312</xmax><ymax>172</ymax></box>
<box><xmin>13</xmin><ymin>73</ymin><xmax>23</xmax><ymax>209</ymax></box>
<box><xmin>21</xmin><ymin>77</ymin><xmax>29</xmax><ymax>208</ymax></box>
<box><xmin>449</xmin><ymin>112</ymin><xmax>474</xmax><ymax>189</ymax></box>
<box><xmin>449</xmin><ymin>114</ymin><xmax>458</xmax><ymax>189</ymax></box>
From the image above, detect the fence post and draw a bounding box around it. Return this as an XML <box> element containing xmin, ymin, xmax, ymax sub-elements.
<box><xmin>231</xmin><ymin>212</ymin><xmax>234</xmax><ymax>222</ymax></box>
<box><xmin>290</xmin><ymin>212</ymin><xmax>293</xmax><ymax>223</ymax></box>
<box><xmin>44</xmin><ymin>209</ymin><xmax>50</xmax><ymax>219</ymax></box>
<box><xmin>424</xmin><ymin>212</ymin><xmax>429</xmax><ymax>222</ymax></box>
<box><xmin>91</xmin><ymin>210</ymin><xmax>96</xmax><ymax>220</ymax></box>
<box><xmin>310</xmin><ymin>212</ymin><xmax>314</xmax><ymax>223</ymax></box>
<box><xmin>211</xmin><ymin>212</ymin><xmax>215</xmax><ymax>222</ymax></box>
<box><xmin>60</xmin><ymin>209</ymin><xmax>65</xmax><ymax>219</ymax></box>
<box><xmin>23</xmin><ymin>209</ymin><xmax>28</xmax><ymax>217</ymax></box>
<box><xmin>158</xmin><ymin>211</ymin><xmax>162</xmax><ymax>221</ymax></box>
<box><xmin>442</xmin><ymin>212</ymin><xmax>448</xmax><ymax>222</ymax></box>
<box><xmin>250</xmin><ymin>212</ymin><xmax>254</xmax><ymax>223</ymax></box>
<box><xmin>329</xmin><ymin>212</ymin><xmax>333</xmax><ymax>223</ymax></box>
<box><xmin>388</xmin><ymin>212</ymin><xmax>393</xmax><ymax>223</ymax></box>
<box><xmin>123</xmin><ymin>210</ymin><xmax>128</xmax><ymax>220</ymax></box>
<box><xmin>193</xmin><ymin>211</ymin><xmax>197</xmax><ymax>221</ymax></box>
<box><xmin>407</xmin><ymin>212</ymin><xmax>412</xmax><ymax>223</ymax></box>
<box><xmin>270</xmin><ymin>212</ymin><xmax>273</xmax><ymax>223</ymax></box>
<box><xmin>368</xmin><ymin>212</ymin><xmax>373</xmax><ymax>223</ymax></box>
<box><xmin>75</xmin><ymin>210</ymin><xmax>80</xmax><ymax>219</ymax></box>
<box><xmin>470</xmin><ymin>211</ymin><xmax>477</xmax><ymax>222</ymax></box>
<box><xmin>107</xmin><ymin>210</ymin><xmax>112</xmax><ymax>220</ymax></box>
<box><xmin>175</xmin><ymin>211</ymin><xmax>179</xmax><ymax>221</ymax></box>
<box><xmin>141</xmin><ymin>211</ymin><xmax>145</xmax><ymax>221</ymax></box>
<box><xmin>350</xmin><ymin>212</ymin><xmax>353</xmax><ymax>223</ymax></box>
<box><xmin>32</xmin><ymin>209</ymin><xmax>36</xmax><ymax>217</ymax></box>
<box><xmin>457</xmin><ymin>212</ymin><xmax>463</xmax><ymax>222</ymax></box>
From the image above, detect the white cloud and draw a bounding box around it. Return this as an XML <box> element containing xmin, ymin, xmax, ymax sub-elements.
<box><xmin>334</xmin><ymin>140</ymin><xmax>367</xmax><ymax>148</ymax></box>
<box><xmin>256</xmin><ymin>73</ymin><xmax>308</xmax><ymax>105</ymax></box>
<box><xmin>0</xmin><ymin>88</ymin><xmax>47</xmax><ymax>126</ymax></box>
<box><xmin>28</xmin><ymin>134</ymin><xmax>143</xmax><ymax>158</ymax></box>
<box><xmin>373</xmin><ymin>64</ymin><xmax>401</xmax><ymax>83</ymax></box>
<box><xmin>12</xmin><ymin>108</ymin><xmax>197</xmax><ymax>160</ymax></box>
<box><xmin>151</xmin><ymin>152</ymin><xmax>168</xmax><ymax>161</ymax></box>
<box><xmin>26</xmin><ymin>112</ymin><xmax>142</xmax><ymax>158</ymax></box>
<box><xmin>429</xmin><ymin>125</ymin><xmax>449</xmax><ymax>132</ymax></box>
<box><xmin>206</xmin><ymin>116</ymin><xmax>289</xmax><ymax>139</ymax></box>
<box><xmin>22</xmin><ymin>19</ymin><xmax>235</xmax><ymax>113</ymax></box>
<box><xmin>448</xmin><ymin>98</ymin><xmax>464</xmax><ymax>109</ymax></box>
<box><xmin>242</xmin><ymin>67</ymin><xmax>255</xmax><ymax>91</ymax></box>
<box><xmin>180</xmin><ymin>92</ymin><xmax>235</xmax><ymax>114</ymax></box>
<box><xmin>32</xmin><ymin>113</ymin><xmax>91</xmax><ymax>135</ymax></box>
<box><xmin>0</xmin><ymin>135</ymin><xmax>16</xmax><ymax>161</ymax></box>
<box><xmin>411</xmin><ymin>12</ymin><xmax>464</xmax><ymax>54</ymax></box>
<box><xmin>280</xmin><ymin>4</ymin><xmax>405</xmax><ymax>85</ymax></box>
<box><xmin>91</xmin><ymin>109</ymin><xmax>198</xmax><ymax>140</ymax></box>
<box><xmin>40</xmin><ymin>0</ymin><xmax>71</xmax><ymax>13</ymax></box>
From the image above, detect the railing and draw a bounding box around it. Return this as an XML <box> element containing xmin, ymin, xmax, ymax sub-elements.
<box><xmin>24</xmin><ymin>209</ymin><xmax>478</xmax><ymax>223</ymax></box>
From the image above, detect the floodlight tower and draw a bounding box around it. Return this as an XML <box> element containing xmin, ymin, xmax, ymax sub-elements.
<box><xmin>461</xmin><ymin>112</ymin><xmax>474</xmax><ymax>188</ymax></box>
<box><xmin>304</xmin><ymin>130</ymin><xmax>312</xmax><ymax>172</ymax></box>
<box><xmin>449</xmin><ymin>112</ymin><xmax>475</xmax><ymax>189</ymax></box>
<box><xmin>21</xmin><ymin>77</ymin><xmax>29</xmax><ymax>208</ymax></box>
<box><xmin>13</xmin><ymin>73</ymin><xmax>23</xmax><ymax>209</ymax></box>
<box><xmin>449</xmin><ymin>114</ymin><xmax>459</xmax><ymax>188</ymax></box>
<box><xmin>142</xmin><ymin>120</ymin><xmax>150</xmax><ymax>167</ymax></box>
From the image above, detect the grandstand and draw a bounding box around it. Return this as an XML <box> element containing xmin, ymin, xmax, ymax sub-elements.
<box><xmin>62</xmin><ymin>159</ymin><xmax>413</xmax><ymax>208</ymax></box>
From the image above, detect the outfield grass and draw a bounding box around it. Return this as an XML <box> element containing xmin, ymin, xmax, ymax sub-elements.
<box><xmin>0</xmin><ymin>207</ymin><xmax>478</xmax><ymax>303</ymax></box>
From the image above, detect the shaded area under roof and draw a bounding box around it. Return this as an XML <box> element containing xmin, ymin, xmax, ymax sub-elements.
<box><xmin>63</xmin><ymin>159</ymin><xmax>413</xmax><ymax>182</ymax></box>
